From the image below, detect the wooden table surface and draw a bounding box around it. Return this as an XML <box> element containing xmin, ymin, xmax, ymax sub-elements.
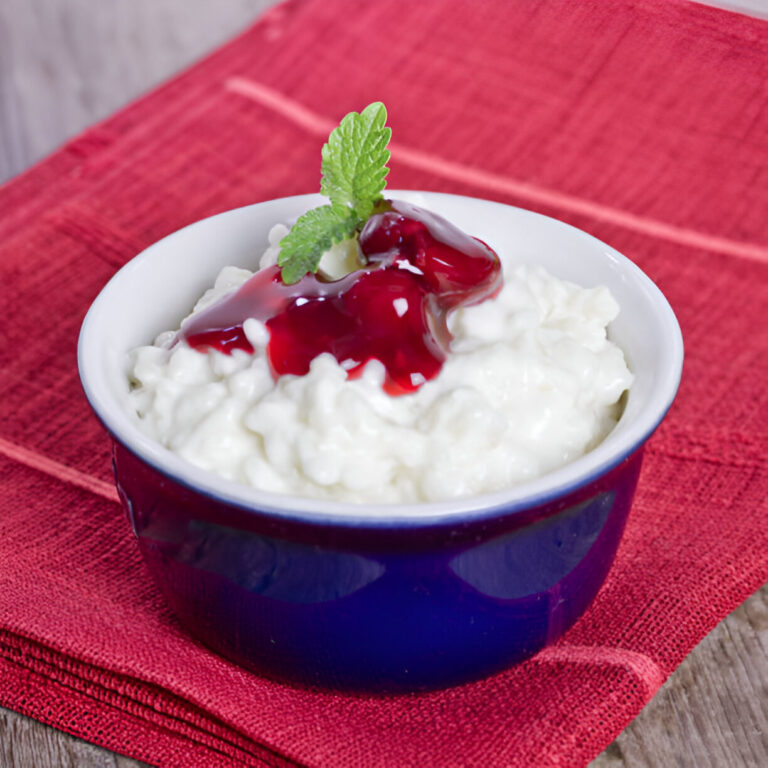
<box><xmin>1</xmin><ymin>1</ymin><xmax>766</xmax><ymax>766</ymax></box>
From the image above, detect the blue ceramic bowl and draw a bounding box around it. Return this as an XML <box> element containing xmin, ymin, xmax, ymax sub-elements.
<box><xmin>78</xmin><ymin>192</ymin><xmax>683</xmax><ymax>692</ymax></box>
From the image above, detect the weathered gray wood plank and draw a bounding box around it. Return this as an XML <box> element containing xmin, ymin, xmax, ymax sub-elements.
<box><xmin>0</xmin><ymin>705</ymin><xmax>147</xmax><ymax>767</ymax></box>
<box><xmin>590</xmin><ymin>583</ymin><xmax>768</xmax><ymax>768</ymax></box>
<box><xmin>0</xmin><ymin>0</ymin><xmax>280</xmax><ymax>183</ymax></box>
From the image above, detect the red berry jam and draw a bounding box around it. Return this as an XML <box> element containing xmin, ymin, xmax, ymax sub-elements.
<box><xmin>182</xmin><ymin>200</ymin><xmax>501</xmax><ymax>394</ymax></box>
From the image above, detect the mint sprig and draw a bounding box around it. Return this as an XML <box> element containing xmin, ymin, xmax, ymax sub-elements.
<box><xmin>277</xmin><ymin>102</ymin><xmax>391</xmax><ymax>284</ymax></box>
<box><xmin>321</xmin><ymin>102</ymin><xmax>391</xmax><ymax>220</ymax></box>
<box><xmin>276</xmin><ymin>205</ymin><xmax>360</xmax><ymax>285</ymax></box>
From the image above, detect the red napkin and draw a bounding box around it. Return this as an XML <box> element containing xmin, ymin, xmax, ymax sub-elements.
<box><xmin>1</xmin><ymin>0</ymin><xmax>766</xmax><ymax>765</ymax></box>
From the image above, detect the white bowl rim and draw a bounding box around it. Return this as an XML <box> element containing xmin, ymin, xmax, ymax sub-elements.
<box><xmin>78</xmin><ymin>191</ymin><xmax>683</xmax><ymax>528</ymax></box>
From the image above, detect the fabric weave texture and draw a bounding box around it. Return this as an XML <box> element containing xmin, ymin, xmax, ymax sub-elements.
<box><xmin>1</xmin><ymin>0</ymin><xmax>767</xmax><ymax>766</ymax></box>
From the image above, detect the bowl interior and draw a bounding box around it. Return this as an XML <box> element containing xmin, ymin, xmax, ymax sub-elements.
<box><xmin>78</xmin><ymin>191</ymin><xmax>683</xmax><ymax>525</ymax></box>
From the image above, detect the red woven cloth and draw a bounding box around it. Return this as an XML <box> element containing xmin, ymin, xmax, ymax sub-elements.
<box><xmin>1</xmin><ymin>1</ymin><xmax>767</xmax><ymax>765</ymax></box>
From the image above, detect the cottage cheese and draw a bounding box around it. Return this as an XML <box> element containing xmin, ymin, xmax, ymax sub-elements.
<box><xmin>127</xmin><ymin>227</ymin><xmax>633</xmax><ymax>503</ymax></box>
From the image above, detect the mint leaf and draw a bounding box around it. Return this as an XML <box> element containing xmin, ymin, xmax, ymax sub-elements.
<box><xmin>277</xmin><ymin>102</ymin><xmax>391</xmax><ymax>284</ymax></box>
<box><xmin>320</xmin><ymin>102</ymin><xmax>391</xmax><ymax>220</ymax></box>
<box><xmin>277</xmin><ymin>205</ymin><xmax>360</xmax><ymax>284</ymax></box>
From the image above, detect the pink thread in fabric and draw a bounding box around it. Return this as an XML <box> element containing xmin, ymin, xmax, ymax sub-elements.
<box><xmin>225</xmin><ymin>76</ymin><xmax>768</xmax><ymax>265</ymax></box>
<box><xmin>0</xmin><ymin>437</ymin><xmax>119</xmax><ymax>503</ymax></box>
<box><xmin>536</xmin><ymin>645</ymin><xmax>666</xmax><ymax>701</ymax></box>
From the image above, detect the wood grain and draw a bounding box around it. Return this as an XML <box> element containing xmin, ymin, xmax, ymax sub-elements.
<box><xmin>0</xmin><ymin>1</ymin><xmax>766</xmax><ymax>766</ymax></box>
<box><xmin>0</xmin><ymin>0</ymin><xmax>279</xmax><ymax>183</ymax></box>
<box><xmin>0</xmin><ymin>706</ymin><xmax>146</xmax><ymax>768</ymax></box>
<box><xmin>589</xmin><ymin>583</ymin><xmax>768</xmax><ymax>768</ymax></box>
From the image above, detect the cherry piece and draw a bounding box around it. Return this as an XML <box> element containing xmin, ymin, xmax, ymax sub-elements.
<box><xmin>183</xmin><ymin>201</ymin><xmax>501</xmax><ymax>394</ymax></box>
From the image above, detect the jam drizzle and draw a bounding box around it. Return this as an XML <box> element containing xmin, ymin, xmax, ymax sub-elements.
<box><xmin>182</xmin><ymin>201</ymin><xmax>501</xmax><ymax>394</ymax></box>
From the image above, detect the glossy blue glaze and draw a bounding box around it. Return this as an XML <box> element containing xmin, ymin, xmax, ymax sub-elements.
<box><xmin>114</xmin><ymin>441</ymin><xmax>643</xmax><ymax>692</ymax></box>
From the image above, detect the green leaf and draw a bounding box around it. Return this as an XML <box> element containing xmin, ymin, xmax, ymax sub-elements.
<box><xmin>276</xmin><ymin>102</ymin><xmax>392</xmax><ymax>285</ymax></box>
<box><xmin>320</xmin><ymin>102</ymin><xmax>391</xmax><ymax>221</ymax></box>
<box><xmin>277</xmin><ymin>205</ymin><xmax>359</xmax><ymax>284</ymax></box>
